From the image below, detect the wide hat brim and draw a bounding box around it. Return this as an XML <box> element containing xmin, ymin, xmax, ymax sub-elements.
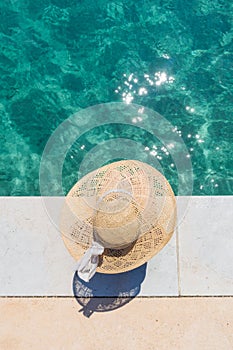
<box><xmin>60</xmin><ymin>160</ymin><xmax>176</xmax><ymax>274</ymax></box>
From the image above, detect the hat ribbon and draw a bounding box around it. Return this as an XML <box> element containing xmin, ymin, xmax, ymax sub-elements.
<box><xmin>75</xmin><ymin>240</ymin><xmax>104</xmax><ymax>282</ymax></box>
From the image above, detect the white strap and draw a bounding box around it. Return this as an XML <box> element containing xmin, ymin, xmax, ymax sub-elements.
<box><xmin>76</xmin><ymin>240</ymin><xmax>104</xmax><ymax>282</ymax></box>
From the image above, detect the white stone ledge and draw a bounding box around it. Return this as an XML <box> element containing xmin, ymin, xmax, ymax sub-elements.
<box><xmin>0</xmin><ymin>196</ymin><xmax>232</xmax><ymax>296</ymax></box>
<box><xmin>178</xmin><ymin>196</ymin><xmax>233</xmax><ymax>296</ymax></box>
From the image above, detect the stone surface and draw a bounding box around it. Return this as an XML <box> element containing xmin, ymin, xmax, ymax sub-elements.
<box><xmin>0</xmin><ymin>297</ymin><xmax>233</xmax><ymax>350</ymax></box>
<box><xmin>0</xmin><ymin>197</ymin><xmax>178</xmax><ymax>296</ymax></box>
<box><xmin>140</xmin><ymin>234</ymin><xmax>178</xmax><ymax>296</ymax></box>
<box><xmin>0</xmin><ymin>197</ymin><xmax>75</xmax><ymax>296</ymax></box>
<box><xmin>178</xmin><ymin>196</ymin><xmax>233</xmax><ymax>295</ymax></box>
<box><xmin>1</xmin><ymin>196</ymin><xmax>233</xmax><ymax>297</ymax></box>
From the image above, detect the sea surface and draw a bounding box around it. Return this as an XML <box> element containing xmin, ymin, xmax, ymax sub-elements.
<box><xmin>0</xmin><ymin>0</ymin><xmax>232</xmax><ymax>195</ymax></box>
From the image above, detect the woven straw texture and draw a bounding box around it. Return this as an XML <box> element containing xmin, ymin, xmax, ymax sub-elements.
<box><xmin>60</xmin><ymin>160</ymin><xmax>176</xmax><ymax>273</ymax></box>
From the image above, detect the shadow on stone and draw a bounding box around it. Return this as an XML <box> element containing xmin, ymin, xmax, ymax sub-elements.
<box><xmin>73</xmin><ymin>263</ymin><xmax>147</xmax><ymax>317</ymax></box>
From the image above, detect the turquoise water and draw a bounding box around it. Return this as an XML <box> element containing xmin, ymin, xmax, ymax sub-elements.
<box><xmin>0</xmin><ymin>0</ymin><xmax>232</xmax><ymax>195</ymax></box>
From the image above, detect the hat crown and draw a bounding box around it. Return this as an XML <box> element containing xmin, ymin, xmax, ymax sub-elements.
<box><xmin>94</xmin><ymin>190</ymin><xmax>141</xmax><ymax>249</ymax></box>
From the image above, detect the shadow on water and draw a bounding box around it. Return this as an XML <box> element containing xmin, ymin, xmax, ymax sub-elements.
<box><xmin>73</xmin><ymin>263</ymin><xmax>147</xmax><ymax>318</ymax></box>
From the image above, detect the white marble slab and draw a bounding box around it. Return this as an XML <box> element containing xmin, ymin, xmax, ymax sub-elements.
<box><xmin>140</xmin><ymin>234</ymin><xmax>178</xmax><ymax>296</ymax></box>
<box><xmin>178</xmin><ymin>196</ymin><xmax>233</xmax><ymax>296</ymax></box>
<box><xmin>0</xmin><ymin>197</ymin><xmax>178</xmax><ymax>296</ymax></box>
<box><xmin>0</xmin><ymin>197</ymin><xmax>75</xmax><ymax>296</ymax></box>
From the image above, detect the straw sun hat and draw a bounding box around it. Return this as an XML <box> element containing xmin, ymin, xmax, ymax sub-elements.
<box><xmin>60</xmin><ymin>160</ymin><xmax>176</xmax><ymax>282</ymax></box>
